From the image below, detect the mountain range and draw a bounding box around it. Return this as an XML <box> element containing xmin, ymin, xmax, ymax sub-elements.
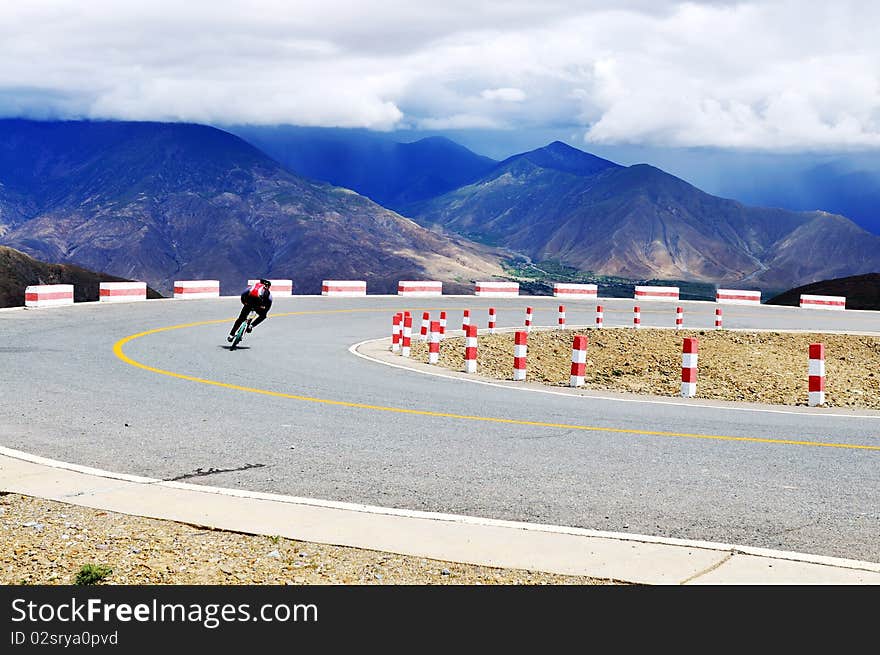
<box><xmin>226</xmin><ymin>125</ymin><xmax>497</xmax><ymax>211</ymax></box>
<box><xmin>1</xmin><ymin>119</ymin><xmax>879</xmax><ymax>300</ymax></box>
<box><xmin>0</xmin><ymin>119</ymin><xmax>505</xmax><ymax>296</ymax></box>
<box><xmin>401</xmin><ymin>141</ymin><xmax>880</xmax><ymax>292</ymax></box>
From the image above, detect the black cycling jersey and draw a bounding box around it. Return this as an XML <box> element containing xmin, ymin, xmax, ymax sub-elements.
<box><xmin>229</xmin><ymin>286</ymin><xmax>273</xmax><ymax>336</ymax></box>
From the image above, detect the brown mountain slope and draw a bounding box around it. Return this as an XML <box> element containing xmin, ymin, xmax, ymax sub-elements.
<box><xmin>754</xmin><ymin>213</ymin><xmax>880</xmax><ymax>290</ymax></box>
<box><xmin>765</xmin><ymin>272</ymin><xmax>880</xmax><ymax>310</ymax></box>
<box><xmin>406</xmin><ymin>142</ymin><xmax>880</xmax><ymax>291</ymax></box>
<box><xmin>0</xmin><ymin>245</ymin><xmax>163</xmax><ymax>307</ymax></box>
<box><xmin>0</xmin><ymin>120</ymin><xmax>505</xmax><ymax>296</ymax></box>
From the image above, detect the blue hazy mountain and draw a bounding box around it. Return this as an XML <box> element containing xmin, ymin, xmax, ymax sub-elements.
<box><xmin>714</xmin><ymin>160</ymin><xmax>880</xmax><ymax>237</ymax></box>
<box><xmin>562</xmin><ymin>144</ymin><xmax>880</xmax><ymax>237</ymax></box>
<box><xmin>405</xmin><ymin>140</ymin><xmax>880</xmax><ymax>292</ymax></box>
<box><xmin>493</xmin><ymin>139</ymin><xmax>622</xmax><ymax>178</ymax></box>
<box><xmin>225</xmin><ymin>125</ymin><xmax>498</xmax><ymax>210</ymax></box>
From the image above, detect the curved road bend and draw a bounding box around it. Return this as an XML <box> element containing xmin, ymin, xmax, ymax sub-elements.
<box><xmin>1</xmin><ymin>296</ymin><xmax>878</xmax><ymax>562</ymax></box>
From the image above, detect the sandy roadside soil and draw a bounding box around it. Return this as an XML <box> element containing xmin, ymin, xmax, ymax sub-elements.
<box><xmin>409</xmin><ymin>327</ymin><xmax>880</xmax><ymax>409</ymax></box>
<box><xmin>0</xmin><ymin>494</ymin><xmax>623</xmax><ymax>586</ymax></box>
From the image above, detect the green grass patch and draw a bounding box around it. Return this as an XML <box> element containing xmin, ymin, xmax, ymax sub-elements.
<box><xmin>74</xmin><ymin>563</ymin><xmax>113</xmax><ymax>586</ymax></box>
<box><xmin>499</xmin><ymin>258</ymin><xmax>718</xmax><ymax>301</ymax></box>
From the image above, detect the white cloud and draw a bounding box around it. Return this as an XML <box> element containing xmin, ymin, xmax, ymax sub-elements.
<box><xmin>417</xmin><ymin>114</ymin><xmax>504</xmax><ymax>129</ymax></box>
<box><xmin>1</xmin><ymin>1</ymin><xmax>879</xmax><ymax>150</ymax></box>
<box><xmin>481</xmin><ymin>88</ymin><xmax>527</xmax><ymax>102</ymax></box>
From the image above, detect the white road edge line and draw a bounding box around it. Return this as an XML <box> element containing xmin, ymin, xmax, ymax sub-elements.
<box><xmin>349</xmin><ymin>330</ymin><xmax>880</xmax><ymax>420</ymax></box>
<box><xmin>2</xmin><ymin>445</ymin><xmax>878</xmax><ymax>573</ymax></box>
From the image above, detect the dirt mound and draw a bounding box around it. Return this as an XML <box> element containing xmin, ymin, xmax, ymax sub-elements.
<box><xmin>410</xmin><ymin>327</ymin><xmax>880</xmax><ymax>409</ymax></box>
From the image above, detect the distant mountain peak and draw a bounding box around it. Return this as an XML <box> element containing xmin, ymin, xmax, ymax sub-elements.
<box><xmin>545</xmin><ymin>140</ymin><xmax>584</xmax><ymax>152</ymax></box>
<box><xmin>498</xmin><ymin>140</ymin><xmax>621</xmax><ymax>178</ymax></box>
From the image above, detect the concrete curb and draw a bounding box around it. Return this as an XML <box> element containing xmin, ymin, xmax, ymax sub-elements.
<box><xmin>2</xmin><ymin>448</ymin><xmax>879</xmax><ymax>584</ymax></box>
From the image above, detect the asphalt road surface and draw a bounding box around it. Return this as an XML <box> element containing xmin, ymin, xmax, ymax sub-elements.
<box><xmin>2</xmin><ymin>295</ymin><xmax>878</xmax><ymax>562</ymax></box>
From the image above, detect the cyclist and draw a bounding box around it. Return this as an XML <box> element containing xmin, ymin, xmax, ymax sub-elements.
<box><xmin>227</xmin><ymin>279</ymin><xmax>273</xmax><ymax>342</ymax></box>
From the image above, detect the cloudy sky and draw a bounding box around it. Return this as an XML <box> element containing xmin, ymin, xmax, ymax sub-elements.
<box><xmin>2</xmin><ymin>0</ymin><xmax>879</xmax><ymax>155</ymax></box>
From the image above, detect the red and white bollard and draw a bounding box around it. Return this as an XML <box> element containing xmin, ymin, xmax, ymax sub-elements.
<box><xmin>809</xmin><ymin>343</ymin><xmax>825</xmax><ymax>406</ymax></box>
<box><xmin>462</xmin><ymin>309</ymin><xmax>470</xmax><ymax>332</ymax></box>
<box><xmin>513</xmin><ymin>331</ymin><xmax>528</xmax><ymax>381</ymax></box>
<box><xmin>633</xmin><ymin>306</ymin><xmax>641</xmax><ymax>328</ymax></box>
<box><xmin>391</xmin><ymin>313</ymin><xmax>401</xmax><ymax>353</ymax></box>
<box><xmin>675</xmin><ymin>306</ymin><xmax>684</xmax><ymax>329</ymax></box>
<box><xmin>595</xmin><ymin>304</ymin><xmax>604</xmax><ymax>328</ymax></box>
<box><xmin>420</xmin><ymin>311</ymin><xmax>430</xmax><ymax>341</ymax></box>
<box><xmin>439</xmin><ymin>311</ymin><xmax>447</xmax><ymax>340</ymax></box>
<box><xmin>429</xmin><ymin>321</ymin><xmax>441</xmax><ymax>364</ymax></box>
<box><xmin>570</xmin><ymin>335</ymin><xmax>588</xmax><ymax>387</ymax></box>
<box><xmin>715</xmin><ymin>308</ymin><xmax>723</xmax><ymax>329</ymax></box>
<box><xmin>524</xmin><ymin>306</ymin><xmax>533</xmax><ymax>332</ymax></box>
<box><xmin>401</xmin><ymin>314</ymin><xmax>413</xmax><ymax>358</ymax></box>
<box><xmin>464</xmin><ymin>324</ymin><xmax>478</xmax><ymax>373</ymax></box>
<box><xmin>558</xmin><ymin>305</ymin><xmax>566</xmax><ymax>326</ymax></box>
<box><xmin>681</xmin><ymin>337</ymin><xmax>698</xmax><ymax>397</ymax></box>
<box><xmin>488</xmin><ymin>307</ymin><xmax>496</xmax><ymax>334</ymax></box>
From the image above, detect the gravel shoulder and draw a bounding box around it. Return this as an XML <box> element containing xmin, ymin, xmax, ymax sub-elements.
<box><xmin>0</xmin><ymin>493</ymin><xmax>622</xmax><ymax>586</ymax></box>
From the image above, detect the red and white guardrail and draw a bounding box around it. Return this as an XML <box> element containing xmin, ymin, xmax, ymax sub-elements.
<box><xmin>99</xmin><ymin>282</ymin><xmax>147</xmax><ymax>303</ymax></box>
<box><xmin>635</xmin><ymin>285</ymin><xmax>679</xmax><ymax>301</ymax></box>
<box><xmin>475</xmin><ymin>281</ymin><xmax>519</xmax><ymax>297</ymax></box>
<box><xmin>25</xmin><ymin>284</ymin><xmax>74</xmax><ymax>308</ymax></box>
<box><xmin>401</xmin><ymin>314</ymin><xmax>412</xmax><ymax>357</ymax></box>
<box><xmin>809</xmin><ymin>343</ymin><xmax>825</xmax><ymax>406</ymax></box>
<box><xmin>419</xmin><ymin>312</ymin><xmax>430</xmax><ymax>341</ymax></box>
<box><xmin>321</xmin><ymin>280</ymin><xmax>366</xmax><ymax>297</ymax></box>
<box><xmin>464</xmin><ymin>325</ymin><xmax>478</xmax><ymax>373</ymax></box>
<box><xmin>716</xmin><ymin>288</ymin><xmax>760</xmax><ymax>305</ymax></box>
<box><xmin>248</xmin><ymin>279</ymin><xmax>293</xmax><ymax>296</ymax></box>
<box><xmin>398</xmin><ymin>280</ymin><xmax>442</xmax><ymax>297</ymax></box>
<box><xmin>681</xmin><ymin>337</ymin><xmax>699</xmax><ymax>398</ymax></box>
<box><xmin>800</xmin><ymin>294</ymin><xmax>846</xmax><ymax>311</ymax></box>
<box><xmin>513</xmin><ymin>331</ymin><xmax>528</xmax><ymax>381</ymax></box>
<box><xmin>174</xmin><ymin>280</ymin><xmax>220</xmax><ymax>299</ymax></box>
<box><xmin>570</xmin><ymin>335</ymin><xmax>587</xmax><ymax>387</ymax></box>
<box><xmin>391</xmin><ymin>313</ymin><xmax>401</xmax><ymax>353</ymax></box>
<box><xmin>429</xmin><ymin>321</ymin><xmax>441</xmax><ymax>364</ymax></box>
<box><xmin>553</xmin><ymin>283</ymin><xmax>597</xmax><ymax>299</ymax></box>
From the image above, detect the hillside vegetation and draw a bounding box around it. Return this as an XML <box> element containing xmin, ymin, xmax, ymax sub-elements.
<box><xmin>766</xmin><ymin>273</ymin><xmax>880</xmax><ymax>310</ymax></box>
<box><xmin>0</xmin><ymin>246</ymin><xmax>162</xmax><ymax>307</ymax></box>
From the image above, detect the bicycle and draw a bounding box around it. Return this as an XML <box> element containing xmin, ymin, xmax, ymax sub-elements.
<box><xmin>229</xmin><ymin>309</ymin><xmax>257</xmax><ymax>350</ymax></box>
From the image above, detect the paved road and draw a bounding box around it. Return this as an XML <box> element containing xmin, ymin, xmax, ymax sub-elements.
<box><xmin>1</xmin><ymin>296</ymin><xmax>878</xmax><ymax>563</ymax></box>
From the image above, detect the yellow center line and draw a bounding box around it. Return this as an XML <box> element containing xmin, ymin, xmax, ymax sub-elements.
<box><xmin>112</xmin><ymin>310</ymin><xmax>880</xmax><ymax>452</ymax></box>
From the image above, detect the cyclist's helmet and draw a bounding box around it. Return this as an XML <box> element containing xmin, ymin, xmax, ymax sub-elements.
<box><xmin>259</xmin><ymin>279</ymin><xmax>271</xmax><ymax>288</ymax></box>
